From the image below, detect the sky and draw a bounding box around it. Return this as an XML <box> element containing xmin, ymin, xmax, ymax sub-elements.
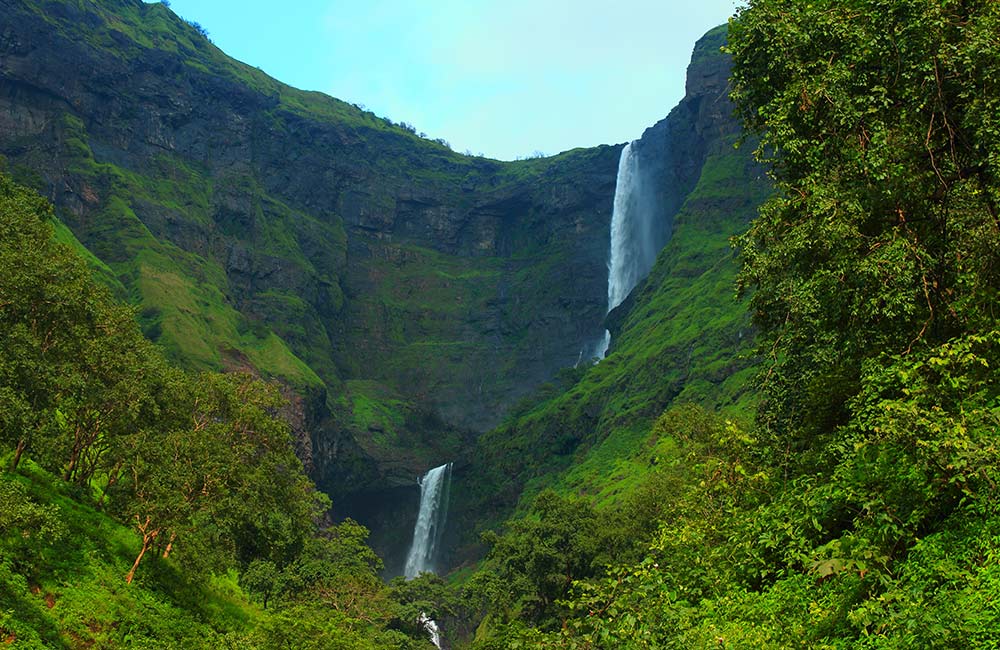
<box><xmin>148</xmin><ymin>0</ymin><xmax>741</xmax><ymax>161</ymax></box>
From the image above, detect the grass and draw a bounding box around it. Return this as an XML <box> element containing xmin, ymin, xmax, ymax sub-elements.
<box><xmin>690</xmin><ymin>24</ymin><xmax>729</xmax><ymax>65</ymax></box>
<box><xmin>0</xmin><ymin>462</ymin><xmax>262</xmax><ymax>649</ymax></box>
<box><xmin>49</xmin><ymin>218</ymin><xmax>127</xmax><ymax>299</ymax></box>
<box><xmin>340</xmin><ymin>380</ymin><xmax>468</xmax><ymax>471</ymax></box>
<box><xmin>52</xmin><ymin>105</ymin><xmax>329</xmax><ymax>392</ymax></box>
<box><xmin>346</xmin><ymin>380</ymin><xmax>409</xmax><ymax>449</ymax></box>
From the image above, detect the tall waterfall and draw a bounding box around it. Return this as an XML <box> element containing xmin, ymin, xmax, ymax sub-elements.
<box><xmin>594</xmin><ymin>140</ymin><xmax>662</xmax><ymax>360</ymax></box>
<box><xmin>403</xmin><ymin>462</ymin><xmax>453</xmax><ymax>579</ymax></box>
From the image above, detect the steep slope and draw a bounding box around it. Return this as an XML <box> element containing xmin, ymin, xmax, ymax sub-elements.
<box><xmin>0</xmin><ymin>0</ymin><xmax>620</xmax><ymax>500</ymax></box>
<box><xmin>0</xmin><ymin>170</ymin><xmax>433</xmax><ymax>647</ymax></box>
<box><xmin>449</xmin><ymin>25</ymin><xmax>771</xmax><ymax>563</ymax></box>
<box><xmin>464</xmin><ymin>3</ymin><xmax>1000</xmax><ymax>646</ymax></box>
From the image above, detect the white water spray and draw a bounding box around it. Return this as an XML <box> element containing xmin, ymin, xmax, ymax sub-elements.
<box><xmin>594</xmin><ymin>141</ymin><xmax>662</xmax><ymax>360</ymax></box>
<box><xmin>419</xmin><ymin>613</ymin><xmax>442</xmax><ymax>648</ymax></box>
<box><xmin>404</xmin><ymin>462</ymin><xmax>452</xmax><ymax>578</ymax></box>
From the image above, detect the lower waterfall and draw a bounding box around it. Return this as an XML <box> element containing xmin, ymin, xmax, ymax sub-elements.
<box><xmin>404</xmin><ymin>462</ymin><xmax>453</xmax><ymax>578</ymax></box>
<box><xmin>404</xmin><ymin>462</ymin><xmax>453</xmax><ymax>648</ymax></box>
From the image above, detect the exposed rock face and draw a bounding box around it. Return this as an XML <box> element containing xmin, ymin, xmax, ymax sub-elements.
<box><xmin>593</xmin><ymin>25</ymin><xmax>738</xmax><ymax>355</ymax></box>
<box><xmin>448</xmin><ymin>25</ymin><xmax>769</xmax><ymax>570</ymax></box>
<box><xmin>0</xmin><ymin>1</ymin><xmax>747</xmax><ymax>574</ymax></box>
<box><xmin>633</xmin><ymin>25</ymin><xmax>736</xmax><ymax>191</ymax></box>
<box><xmin>0</xmin><ymin>0</ymin><xmax>620</xmax><ymax>496</ymax></box>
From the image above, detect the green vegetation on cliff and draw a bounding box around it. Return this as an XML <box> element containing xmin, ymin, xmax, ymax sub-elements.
<box><xmin>461</xmin><ymin>136</ymin><xmax>765</xmax><ymax>520</ymax></box>
<box><xmin>454</xmin><ymin>25</ymin><xmax>768</xmax><ymax>547</ymax></box>
<box><xmin>0</xmin><ymin>174</ymin><xmax>440</xmax><ymax>648</ymax></box>
<box><xmin>0</xmin><ymin>0</ymin><xmax>625</xmax><ymax>504</ymax></box>
<box><xmin>7</xmin><ymin>1</ymin><xmax>1000</xmax><ymax>648</ymax></box>
<box><xmin>459</xmin><ymin>1</ymin><xmax>1000</xmax><ymax>647</ymax></box>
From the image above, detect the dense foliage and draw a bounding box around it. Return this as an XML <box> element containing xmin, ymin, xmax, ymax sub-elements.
<box><xmin>460</xmin><ymin>1</ymin><xmax>1000</xmax><ymax>647</ymax></box>
<box><xmin>0</xmin><ymin>174</ymin><xmax>437</xmax><ymax>647</ymax></box>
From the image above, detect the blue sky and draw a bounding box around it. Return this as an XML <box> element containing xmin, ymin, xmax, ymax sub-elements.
<box><xmin>150</xmin><ymin>0</ymin><xmax>741</xmax><ymax>160</ymax></box>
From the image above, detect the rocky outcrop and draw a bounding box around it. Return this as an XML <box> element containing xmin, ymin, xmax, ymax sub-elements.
<box><xmin>593</xmin><ymin>26</ymin><xmax>739</xmax><ymax>354</ymax></box>
<box><xmin>634</xmin><ymin>25</ymin><xmax>735</xmax><ymax>181</ymax></box>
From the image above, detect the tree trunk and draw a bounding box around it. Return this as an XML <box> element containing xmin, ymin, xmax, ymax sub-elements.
<box><xmin>161</xmin><ymin>532</ymin><xmax>177</xmax><ymax>559</ymax></box>
<box><xmin>10</xmin><ymin>438</ymin><xmax>26</xmax><ymax>471</ymax></box>
<box><xmin>77</xmin><ymin>445</ymin><xmax>104</xmax><ymax>487</ymax></box>
<box><xmin>126</xmin><ymin>537</ymin><xmax>151</xmax><ymax>584</ymax></box>
<box><xmin>64</xmin><ymin>425</ymin><xmax>83</xmax><ymax>482</ymax></box>
<box><xmin>126</xmin><ymin>524</ymin><xmax>158</xmax><ymax>584</ymax></box>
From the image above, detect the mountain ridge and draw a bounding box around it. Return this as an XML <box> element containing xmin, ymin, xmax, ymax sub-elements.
<box><xmin>0</xmin><ymin>0</ymin><xmax>763</xmax><ymax>579</ymax></box>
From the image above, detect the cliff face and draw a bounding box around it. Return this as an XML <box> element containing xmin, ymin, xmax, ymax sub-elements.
<box><xmin>450</xmin><ymin>25</ymin><xmax>770</xmax><ymax>567</ymax></box>
<box><xmin>0</xmin><ymin>0</ymin><xmax>620</xmax><ymax>493</ymax></box>
<box><xmin>0</xmin><ymin>1</ymin><xmax>760</xmax><ymax>575</ymax></box>
<box><xmin>621</xmin><ymin>24</ymin><xmax>737</xmax><ymax>302</ymax></box>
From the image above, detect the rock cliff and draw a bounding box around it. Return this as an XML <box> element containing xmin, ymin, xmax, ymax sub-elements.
<box><xmin>0</xmin><ymin>1</ymin><xmax>759</xmax><ymax>574</ymax></box>
<box><xmin>449</xmin><ymin>24</ymin><xmax>770</xmax><ymax>569</ymax></box>
<box><xmin>0</xmin><ymin>0</ymin><xmax>620</xmax><ymax>497</ymax></box>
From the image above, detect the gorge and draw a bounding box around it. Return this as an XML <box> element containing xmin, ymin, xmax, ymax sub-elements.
<box><xmin>4</xmin><ymin>1</ymin><xmax>1000</xmax><ymax>647</ymax></box>
<box><xmin>0</xmin><ymin>0</ymin><xmax>756</xmax><ymax>645</ymax></box>
<box><xmin>0</xmin><ymin>0</ymin><xmax>760</xmax><ymax>578</ymax></box>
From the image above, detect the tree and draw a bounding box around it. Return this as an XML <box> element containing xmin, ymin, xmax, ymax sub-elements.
<box><xmin>0</xmin><ymin>174</ymin><xmax>92</xmax><ymax>471</ymax></box>
<box><xmin>0</xmin><ymin>172</ymin><xmax>164</xmax><ymax>485</ymax></box>
<box><xmin>729</xmin><ymin>0</ymin><xmax>1000</xmax><ymax>467</ymax></box>
<box><xmin>727</xmin><ymin>0</ymin><xmax>1000</xmax><ymax>621</ymax></box>
<box><xmin>110</xmin><ymin>373</ymin><xmax>209</xmax><ymax>584</ymax></box>
<box><xmin>387</xmin><ymin>573</ymin><xmax>459</xmax><ymax>639</ymax></box>
<box><xmin>472</xmin><ymin>491</ymin><xmax>605</xmax><ymax>627</ymax></box>
<box><xmin>0</xmin><ymin>479</ymin><xmax>65</xmax><ymax>579</ymax></box>
<box><xmin>110</xmin><ymin>371</ymin><xmax>322</xmax><ymax>584</ymax></box>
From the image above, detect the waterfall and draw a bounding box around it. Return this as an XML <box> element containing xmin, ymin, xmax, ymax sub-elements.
<box><xmin>593</xmin><ymin>140</ymin><xmax>663</xmax><ymax>360</ymax></box>
<box><xmin>419</xmin><ymin>613</ymin><xmax>442</xmax><ymax>648</ymax></box>
<box><xmin>404</xmin><ymin>462</ymin><xmax>453</xmax><ymax>579</ymax></box>
<box><xmin>404</xmin><ymin>463</ymin><xmax>453</xmax><ymax>649</ymax></box>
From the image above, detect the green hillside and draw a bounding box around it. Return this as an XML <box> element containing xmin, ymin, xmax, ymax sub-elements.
<box><xmin>5</xmin><ymin>0</ymin><xmax>1000</xmax><ymax>648</ymax></box>
<box><xmin>452</xmin><ymin>25</ymin><xmax>770</xmax><ymax>553</ymax></box>
<box><xmin>0</xmin><ymin>171</ymin><xmax>444</xmax><ymax>648</ymax></box>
